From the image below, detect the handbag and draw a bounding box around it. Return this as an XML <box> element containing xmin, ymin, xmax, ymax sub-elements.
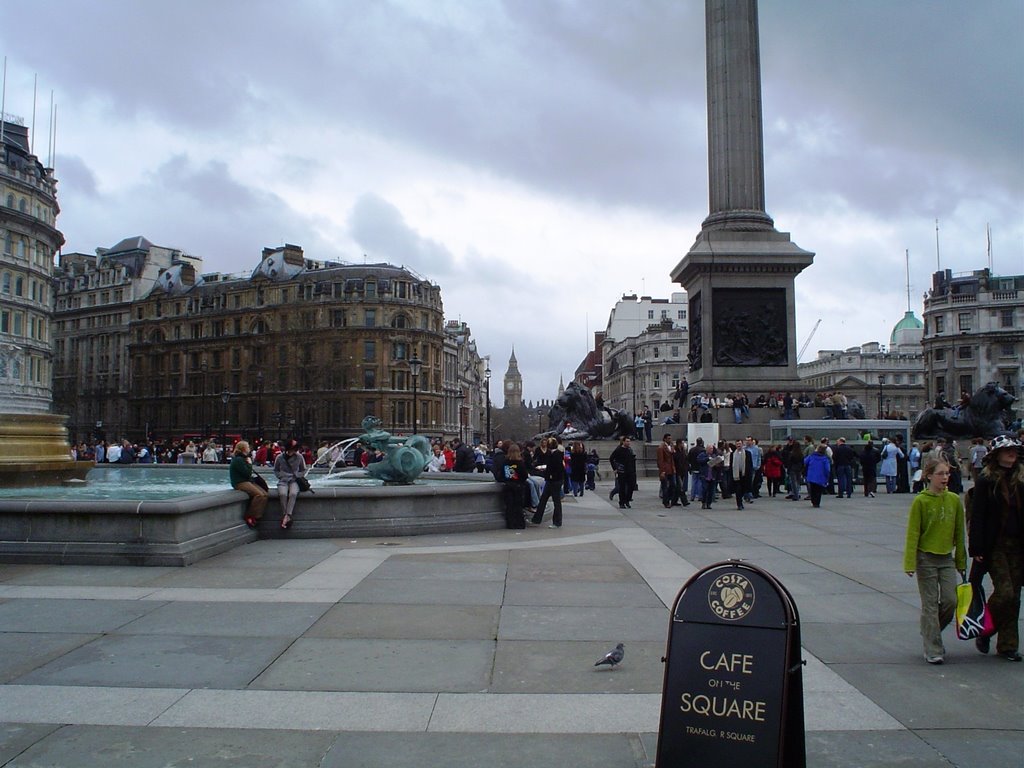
<box><xmin>296</xmin><ymin>476</ymin><xmax>313</xmax><ymax>493</ymax></box>
<box><xmin>251</xmin><ymin>473</ymin><xmax>269</xmax><ymax>492</ymax></box>
<box><xmin>955</xmin><ymin>577</ymin><xmax>995</xmax><ymax>640</ymax></box>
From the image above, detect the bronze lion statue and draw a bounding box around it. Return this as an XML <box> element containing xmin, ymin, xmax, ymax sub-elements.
<box><xmin>539</xmin><ymin>382</ymin><xmax>635</xmax><ymax>440</ymax></box>
<box><xmin>912</xmin><ymin>382</ymin><xmax>1017</xmax><ymax>440</ymax></box>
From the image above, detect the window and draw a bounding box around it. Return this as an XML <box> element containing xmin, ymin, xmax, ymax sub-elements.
<box><xmin>331</xmin><ymin>310</ymin><xmax>346</xmax><ymax>328</ymax></box>
<box><xmin>647</xmin><ymin>310</ymin><xmax>654</xmax><ymax>319</ymax></box>
<box><xmin>365</xmin><ymin>281</ymin><xmax>376</xmax><ymax>298</ymax></box>
<box><xmin>391</xmin><ymin>314</ymin><xmax>408</xmax><ymax>329</ymax></box>
<box><xmin>934</xmin><ymin>348</ymin><xmax>946</xmax><ymax>362</ymax></box>
<box><xmin>364</xmin><ymin>341</ymin><xmax>376</xmax><ymax>361</ymax></box>
<box><xmin>935</xmin><ymin>375</ymin><xmax>945</xmax><ymax>395</ymax></box>
<box><xmin>660</xmin><ymin>310</ymin><xmax>668</xmax><ymax>319</ymax></box>
<box><xmin>393</xmin><ymin>342</ymin><xmax>407</xmax><ymax>360</ymax></box>
<box><xmin>391</xmin><ymin>370</ymin><xmax>408</xmax><ymax>390</ymax></box>
<box><xmin>14</xmin><ymin>277</ymin><xmax>23</xmax><ymax>296</ymax></box>
<box><xmin>958</xmin><ymin>312</ymin><xmax>971</xmax><ymax>331</ymax></box>
<box><xmin>957</xmin><ymin>346</ymin><xmax>973</xmax><ymax>360</ymax></box>
<box><xmin>677</xmin><ymin>309</ymin><xmax>686</xmax><ymax>320</ymax></box>
<box><xmin>653</xmin><ymin>374</ymin><xmax>660</xmax><ymax>389</ymax></box>
<box><xmin>959</xmin><ymin>375</ymin><xmax>974</xmax><ymax>395</ymax></box>
<box><xmin>934</xmin><ymin>316</ymin><xmax>945</xmax><ymax>333</ymax></box>
<box><xmin>365</xmin><ymin>309</ymin><xmax>376</xmax><ymax>327</ymax></box>
<box><xmin>0</xmin><ymin>273</ymin><xmax>9</xmax><ymax>294</ymax></box>
<box><xmin>1001</xmin><ymin>344</ymin><xmax>1015</xmax><ymax>357</ymax></box>
<box><xmin>670</xmin><ymin>346</ymin><xmax>679</xmax><ymax>357</ymax></box>
<box><xmin>278</xmin><ymin>346</ymin><xmax>288</xmax><ymax>365</ymax></box>
<box><xmin>363</xmin><ymin>369</ymin><xmax>376</xmax><ymax>388</ymax></box>
<box><xmin>1000</xmin><ymin>308</ymin><xmax>1014</xmax><ymax>328</ymax></box>
<box><xmin>652</xmin><ymin>347</ymin><xmax>660</xmax><ymax>358</ymax></box>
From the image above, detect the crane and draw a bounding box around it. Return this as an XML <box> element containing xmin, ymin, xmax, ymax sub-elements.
<box><xmin>797</xmin><ymin>319</ymin><xmax>822</xmax><ymax>362</ymax></box>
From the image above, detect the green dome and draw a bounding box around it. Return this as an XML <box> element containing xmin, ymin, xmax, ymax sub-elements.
<box><xmin>890</xmin><ymin>310</ymin><xmax>923</xmax><ymax>346</ymax></box>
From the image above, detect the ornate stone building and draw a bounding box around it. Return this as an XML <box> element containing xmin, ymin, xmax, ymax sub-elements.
<box><xmin>443</xmin><ymin>320</ymin><xmax>487</xmax><ymax>443</ymax></box>
<box><xmin>798</xmin><ymin>311</ymin><xmax>926</xmax><ymax>420</ymax></box>
<box><xmin>922</xmin><ymin>268</ymin><xmax>1023</xmax><ymax>402</ymax></box>
<box><xmin>127</xmin><ymin>245</ymin><xmax>448</xmax><ymax>444</ymax></box>
<box><xmin>600</xmin><ymin>294</ymin><xmax>689</xmax><ymax>416</ymax></box>
<box><xmin>1</xmin><ymin>118</ymin><xmax>63</xmax><ymax>413</ymax></box>
<box><xmin>52</xmin><ymin>237</ymin><xmax>202</xmax><ymax>441</ymax></box>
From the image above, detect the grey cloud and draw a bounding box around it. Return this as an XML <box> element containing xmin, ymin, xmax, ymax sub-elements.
<box><xmin>347</xmin><ymin>194</ymin><xmax>458</xmax><ymax>277</ymax></box>
<box><xmin>54</xmin><ymin>154</ymin><xmax>99</xmax><ymax>199</ymax></box>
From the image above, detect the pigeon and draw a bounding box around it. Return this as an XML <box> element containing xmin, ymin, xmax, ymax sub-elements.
<box><xmin>594</xmin><ymin>642</ymin><xmax>625</xmax><ymax>669</ymax></box>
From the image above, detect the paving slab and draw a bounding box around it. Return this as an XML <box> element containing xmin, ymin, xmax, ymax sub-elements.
<box><xmin>506</xmin><ymin>541</ymin><xmax>625</xmax><ymax>565</ymax></box>
<box><xmin>775</xmin><ymin>571</ymin><xmax>876</xmax><ymax>596</ymax></box>
<box><xmin>801</xmin><ymin>621</ymin><xmax>926</xmax><ymax>664</ymax></box>
<box><xmin>0</xmin><ymin>685</ymin><xmax>188</xmax><ymax>726</ymax></box>
<box><xmin>0</xmin><ymin>633</ymin><xmax>97</xmax><ymax>683</ymax></box>
<box><xmin>366</xmin><ymin>558</ymin><xmax>507</xmax><ymax>581</ymax></box>
<box><xmin>150</xmin><ymin>689</ymin><xmax>437</xmax><ymax>731</ymax></box>
<box><xmin>793</xmin><ymin>591</ymin><xmax>919</xmax><ymax>624</ymax></box>
<box><xmin>506</xmin><ymin>561</ymin><xmax>646</xmax><ymax>584</ymax></box>
<box><xmin>829</xmin><ymin>660</ymin><xmax>1024</xmax><ymax>730</ymax></box>
<box><xmin>497</xmin><ymin>606</ymin><xmax>667</xmax><ymax>642</ymax></box>
<box><xmin>13</xmin><ymin>635</ymin><xmax>293</xmax><ymax>690</ymax></box>
<box><xmin>0</xmin><ymin>565</ymin><xmax>175</xmax><ymax>587</ymax></box>
<box><xmin>803</xmin><ymin>730</ymin><xmax>953</xmax><ymax>767</ymax></box>
<box><xmin>319</xmin><ymin>732</ymin><xmax>647</xmax><ymax>768</ymax></box>
<box><xmin>502</xmin><ymin>579</ymin><xmax>663</xmax><ymax>608</ymax></box>
<box><xmin>0</xmin><ymin>599</ymin><xmax>164</xmax><ymax>634</ymax></box>
<box><xmin>141</xmin><ymin>566</ymin><xmax>306</xmax><ymax>589</ymax></box>
<box><xmin>917</xmin><ymin>729</ymin><xmax>1024</xmax><ymax>768</ymax></box>
<box><xmin>190</xmin><ymin>539</ymin><xmax>341</xmax><ymax>570</ymax></box>
<box><xmin>2</xmin><ymin>724</ymin><xmax>338</xmax><ymax>768</ymax></box>
<box><xmin>115</xmin><ymin>600</ymin><xmax>329</xmax><ymax>637</ymax></box>
<box><xmin>489</xmin><ymin>640</ymin><xmax>665</xmax><ymax>694</ymax></box>
<box><xmin>304</xmin><ymin>603</ymin><xmax>500</xmax><ymax>640</ymax></box>
<box><xmin>340</xmin><ymin>577</ymin><xmax>506</xmax><ymax>605</ymax></box>
<box><xmin>0</xmin><ymin>723</ymin><xmax>62</xmax><ymax>764</ymax></box>
<box><xmin>251</xmin><ymin>638</ymin><xmax>495</xmax><ymax>692</ymax></box>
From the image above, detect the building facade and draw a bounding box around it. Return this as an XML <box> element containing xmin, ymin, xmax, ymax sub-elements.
<box><xmin>1</xmin><ymin>119</ymin><xmax>63</xmax><ymax>413</ymax></box>
<box><xmin>602</xmin><ymin>319</ymin><xmax>689</xmax><ymax>416</ymax></box>
<box><xmin>922</xmin><ymin>268</ymin><xmax>1023</xmax><ymax>402</ymax></box>
<box><xmin>52</xmin><ymin>237</ymin><xmax>202</xmax><ymax>441</ymax></box>
<box><xmin>126</xmin><ymin>245</ymin><xmax>448</xmax><ymax>444</ymax></box>
<box><xmin>443</xmin><ymin>320</ymin><xmax>488</xmax><ymax>443</ymax></box>
<box><xmin>798</xmin><ymin>316</ymin><xmax>926</xmax><ymax>421</ymax></box>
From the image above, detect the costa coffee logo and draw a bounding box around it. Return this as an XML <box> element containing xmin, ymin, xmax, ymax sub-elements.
<box><xmin>707</xmin><ymin>573</ymin><xmax>755</xmax><ymax>621</ymax></box>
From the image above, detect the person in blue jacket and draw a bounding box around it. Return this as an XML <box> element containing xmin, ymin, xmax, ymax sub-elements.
<box><xmin>804</xmin><ymin>443</ymin><xmax>832</xmax><ymax>508</ymax></box>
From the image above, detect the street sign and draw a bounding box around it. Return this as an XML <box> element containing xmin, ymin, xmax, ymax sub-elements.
<box><xmin>656</xmin><ymin>561</ymin><xmax>805</xmax><ymax>768</ymax></box>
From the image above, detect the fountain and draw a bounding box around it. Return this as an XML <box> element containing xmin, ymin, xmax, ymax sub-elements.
<box><xmin>0</xmin><ymin>420</ymin><xmax>503</xmax><ymax>567</ymax></box>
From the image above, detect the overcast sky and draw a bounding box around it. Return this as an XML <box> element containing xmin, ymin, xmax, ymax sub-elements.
<box><xmin>3</xmin><ymin>0</ymin><xmax>1022</xmax><ymax>406</ymax></box>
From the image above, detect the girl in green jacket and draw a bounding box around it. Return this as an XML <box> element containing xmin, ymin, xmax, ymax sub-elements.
<box><xmin>903</xmin><ymin>458</ymin><xmax>967</xmax><ymax>665</ymax></box>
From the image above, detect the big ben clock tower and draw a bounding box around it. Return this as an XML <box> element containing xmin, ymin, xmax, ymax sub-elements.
<box><xmin>503</xmin><ymin>347</ymin><xmax>523</xmax><ymax>408</ymax></box>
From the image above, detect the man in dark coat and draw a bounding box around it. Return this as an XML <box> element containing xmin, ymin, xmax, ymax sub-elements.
<box><xmin>609</xmin><ymin>435</ymin><xmax>638</xmax><ymax>509</ymax></box>
<box><xmin>453</xmin><ymin>439</ymin><xmax>476</xmax><ymax>473</ymax></box>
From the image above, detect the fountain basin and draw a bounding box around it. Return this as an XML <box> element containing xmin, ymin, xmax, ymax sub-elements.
<box><xmin>0</xmin><ymin>467</ymin><xmax>504</xmax><ymax>566</ymax></box>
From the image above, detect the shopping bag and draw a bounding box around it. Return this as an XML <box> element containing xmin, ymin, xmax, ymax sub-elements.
<box><xmin>955</xmin><ymin>580</ymin><xmax>995</xmax><ymax>640</ymax></box>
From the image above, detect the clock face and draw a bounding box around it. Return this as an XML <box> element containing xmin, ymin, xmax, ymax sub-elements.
<box><xmin>506</xmin><ymin>382</ymin><xmax>514</xmax><ymax>390</ymax></box>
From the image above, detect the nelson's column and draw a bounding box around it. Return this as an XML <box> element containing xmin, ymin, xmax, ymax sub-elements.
<box><xmin>671</xmin><ymin>0</ymin><xmax>814</xmax><ymax>394</ymax></box>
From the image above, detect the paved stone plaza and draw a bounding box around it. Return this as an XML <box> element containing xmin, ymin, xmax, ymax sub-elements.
<box><xmin>0</xmin><ymin>479</ymin><xmax>1021</xmax><ymax>767</ymax></box>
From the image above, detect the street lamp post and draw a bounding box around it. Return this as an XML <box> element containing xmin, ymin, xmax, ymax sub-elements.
<box><xmin>220</xmin><ymin>388</ymin><xmax>230</xmax><ymax>462</ymax></box>
<box><xmin>877</xmin><ymin>374</ymin><xmax>884</xmax><ymax>419</ymax></box>
<box><xmin>485</xmin><ymin>365</ymin><xmax>492</xmax><ymax>446</ymax></box>
<box><xmin>200</xmin><ymin>361</ymin><xmax>209</xmax><ymax>438</ymax></box>
<box><xmin>537</xmin><ymin>405</ymin><xmax>546</xmax><ymax>436</ymax></box>
<box><xmin>255</xmin><ymin>371</ymin><xmax>264</xmax><ymax>442</ymax></box>
<box><xmin>455</xmin><ymin>392</ymin><xmax>465</xmax><ymax>443</ymax></box>
<box><xmin>409</xmin><ymin>355</ymin><xmax>423</xmax><ymax>435</ymax></box>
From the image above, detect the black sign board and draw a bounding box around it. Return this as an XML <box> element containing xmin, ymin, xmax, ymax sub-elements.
<box><xmin>656</xmin><ymin>561</ymin><xmax>805</xmax><ymax>768</ymax></box>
